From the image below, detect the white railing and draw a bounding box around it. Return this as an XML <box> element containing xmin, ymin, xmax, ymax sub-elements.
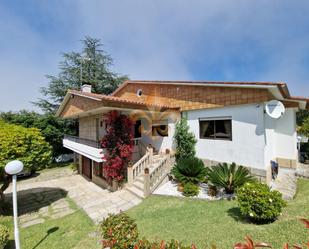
<box><xmin>144</xmin><ymin>153</ymin><xmax>175</xmax><ymax>197</ymax></box>
<box><xmin>127</xmin><ymin>146</ymin><xmax>153</xmax><ymax>184</ymax></box>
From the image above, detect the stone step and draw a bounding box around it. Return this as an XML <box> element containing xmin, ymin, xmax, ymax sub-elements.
<box><xmin>126</xmin><ymin>186</ymin><xmax>145</xmax><ymax>199</ymax></box>
<box><xmin>132</xmin><ymin>181</ymin><xmax>144</xmax><ymax>191</ymax></box>
<box><xmin>135</xmin><ymin>176</ymin><xmax>144</xmax><ymax>183</ymax></box>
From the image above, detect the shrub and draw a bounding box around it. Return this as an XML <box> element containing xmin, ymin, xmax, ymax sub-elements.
<box><xmin>174</xmin><ymin>118</ymin><xmax>197</xmax><ymax>162</ymax></box>
<box><xmin>0</xmin><ymin>120</ymin><xmax>52</xmax><ymax>200</ymax></box>
<box><xmin>100</xmin><ymin>212</ymin><xmax>138</xmax><ymax>249</ymax></box>
<box><xmin>207</xmin><ymin>184</ymin><xmax>217</xmax><ymax>197</ymax></box>
<box><xmin>183</xmin><ymin>182</ymin><xmax>200</xmax><ymax>197</ymax></box>
<box><xmin>0</xmin><ymin>224</ymin><xmax>9</xmax><ymax>249</ymax></box>
<box><xmin>171</xmin><ymin>157</ymin><xmax>207</xmax><ymax>184</ymax></box>
<box><xmin>0</xmin><ymin>120</ymin><xmax>52</xmax><ymax>172</ymax></box>
<box><xmin>207</xmin><ymin>162</ymin><xmax>254</xmax><ymax>194</ymax></box>
<box><xmin>237</xmin><ymin>182</ymin><xmax>286</xmax><ymax>223</ymax></box>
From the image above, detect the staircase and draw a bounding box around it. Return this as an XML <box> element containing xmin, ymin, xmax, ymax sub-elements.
<box><xmin>126</xmin><ymin>149</ymin><xmax>175</xmax><ymax>199</ymax></box>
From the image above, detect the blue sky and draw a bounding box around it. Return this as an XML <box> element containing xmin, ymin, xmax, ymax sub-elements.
<box><xmin>1</xmin><ymin>0</ymin><xmax>309</xmax><ymax>112</ymax></box>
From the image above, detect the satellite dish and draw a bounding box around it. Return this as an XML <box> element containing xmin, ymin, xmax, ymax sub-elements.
<box><xmin>265</xmin><ymin>100</ymin><xmax>285</xmax><ymax>119</ymax></box>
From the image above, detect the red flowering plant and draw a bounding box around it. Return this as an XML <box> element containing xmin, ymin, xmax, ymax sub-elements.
<box><xmin>101</xmin><ymin>111</ymin><xmax>134</xmax><ymax>182</ymax></box>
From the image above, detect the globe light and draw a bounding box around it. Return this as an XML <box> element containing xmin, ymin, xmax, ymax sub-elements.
<box><xmin>5</xmin><ymin>160</ymin><xmax>23</xmax><ymax>249</ymax></box>
<box><xmin>5</xmin><ymin>160</ymin><xmax>24</xmax><ymax>175</ymax></box>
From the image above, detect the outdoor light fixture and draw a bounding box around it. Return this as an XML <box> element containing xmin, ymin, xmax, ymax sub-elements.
<box><xmin>5</xmin><ymin>160</ymin><xmax>24</xmax><ymax>249</ymax></box>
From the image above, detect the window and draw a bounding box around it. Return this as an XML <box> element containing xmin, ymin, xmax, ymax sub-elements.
<box><xmin>152</xmin><ymin>120</ymin><xmax>168</xmax><ymax>137</ymax></box>
<box><xmin>199</xmin><ymin>118</ymin><xmax>232</xmax><ymax>140</ymax></box>
<box><xmin>134</xmin><ymin>120</ymin><xmax>142</xmax><ymax>138</ymax></box>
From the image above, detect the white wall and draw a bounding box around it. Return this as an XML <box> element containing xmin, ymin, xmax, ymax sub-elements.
<box><xmin>140</xmin><ymin>115</ymin><xmax>177</xmax><ymax>153</ymax></box>
<box><xmin>187</xmin><ymin>104</ymin><xmax>266</xmax><ymax>169</ymax></box>
<box><xmin>264</xmin><ymin>108</ymin><xmax>298</xmax><ymax>162</ymax></box>
<box><xmin>275</xmin><ymin>108</ymin><xmax>297</xmax><ymax>159</ymax></box>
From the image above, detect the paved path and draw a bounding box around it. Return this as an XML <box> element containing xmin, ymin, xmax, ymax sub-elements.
<box><xmin>271</xmin><ymin>168</ymin><xmax>297</xmax><ymax>200</ymax></box>
<box><xmin>5</xmin><ymin>173</ymin><xmax>142</xmax><ymax>224</ymax></box>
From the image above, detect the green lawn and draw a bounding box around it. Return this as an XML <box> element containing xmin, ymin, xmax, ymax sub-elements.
<box><xmin>127</xmin><ymin>179</ymin><xmax>309</xmax><ymax>248</ymax></box>
<box><xmin>0</xmin><ymin>198</ymin><xmax>100</xmax><ymax>249</ymax></box>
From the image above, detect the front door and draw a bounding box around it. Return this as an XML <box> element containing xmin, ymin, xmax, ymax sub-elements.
<box><xmin>82</xmin><ymin>156</ymin><xmax>92</xmax><ymax>179</ymax></box>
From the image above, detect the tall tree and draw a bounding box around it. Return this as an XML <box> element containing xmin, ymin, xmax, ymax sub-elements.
<box><xmin>34</xmin><ymin>36</ymin><xmax>128</xmax><ymax>113</ymax></box>
<box><xmin>297</xmin><ymin>109</ymin><xmax>309</xmax><ymax>127</ymax></box>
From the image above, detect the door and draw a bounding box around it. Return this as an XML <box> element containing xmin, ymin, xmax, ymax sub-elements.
<box><xmin>82</xmin><ymin>156</ymin><xmax>92</xmax><ymax>179</ymax></box>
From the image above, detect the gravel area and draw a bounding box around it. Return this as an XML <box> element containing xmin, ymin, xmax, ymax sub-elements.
<box><xmin>153</xmin><ymin>181</ymin><xmax>234</xmax><ymax>200</ymax></box>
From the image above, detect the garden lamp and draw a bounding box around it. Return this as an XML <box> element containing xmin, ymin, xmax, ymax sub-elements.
<box><xmin>5</xmin><ymin>160</ymin><xmax>23</xmax><ymax>249</ymax></box>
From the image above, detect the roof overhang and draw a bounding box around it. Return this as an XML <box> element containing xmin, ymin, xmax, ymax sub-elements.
<box><xmin>112</xmin><ymin>80</ymin><xmax>309</xmax><ymax>110</ymax></box>
<box><xmin>56</xmin><ymin>90</ymin><xmax>180</xmax><ymax>119</ymax></box>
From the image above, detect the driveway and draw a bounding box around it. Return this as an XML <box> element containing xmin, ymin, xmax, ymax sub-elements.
<box><xmin>5</xmin><ymin>168</ymin><xmax>142</xmax><ymax>224</ymax></box>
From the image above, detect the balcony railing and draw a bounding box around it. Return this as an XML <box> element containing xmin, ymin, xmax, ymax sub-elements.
<box><xmin>64</xmin><ymin>135</ymin><xmax>141</xmax><ymax>149</ymax></box>
<box><xmin>64</xmin><ymin>135</ymin><xmax>101</xmax><ymax>148</ymax></box>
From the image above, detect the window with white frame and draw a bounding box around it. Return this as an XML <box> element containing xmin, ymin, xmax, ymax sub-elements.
<box><xmin>199</xmin><ymin>117</ymin><xmax>232</xmax><ymax>140</ymax></box>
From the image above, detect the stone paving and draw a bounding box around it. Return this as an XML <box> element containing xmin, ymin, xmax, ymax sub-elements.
<box><xmin>296</xmin><ymin>163</ymin><xmax>309</xmax><ymax>178</ymax></box>
<box><xmin>5</xmin><ymin>173</ymin><xmax>142</xmax><ymax>224</ymax></box>
<box><xmin>5</xmin><ymin>188</ymin><xmax>76</xmax><ymax>228</ymax></box>
<box><xmin>271</xmin><ymin>168</ymin><xmax>297</xmax><ymax>200</ymax></box>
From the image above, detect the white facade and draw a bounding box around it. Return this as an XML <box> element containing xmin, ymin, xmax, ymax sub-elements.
<box><xmin>264</xmin><ymin>108</ymin><xmax>298</xmax><ymax>166</ymax></box>
<box><xmin>186</xmin><ymin>103</ymin><xmax>298</xmax><ymax>171</ymax></box>
<box><xmin>140</xmin><ymin>116</ymin><xmax>176</xmax><ymax>153</ymax></box>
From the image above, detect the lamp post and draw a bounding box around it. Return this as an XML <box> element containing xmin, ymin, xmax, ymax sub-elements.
<box><xmin>5</xmin><ymin>160</ymin><xmax>24</xmax><ymax>249</ymax></box>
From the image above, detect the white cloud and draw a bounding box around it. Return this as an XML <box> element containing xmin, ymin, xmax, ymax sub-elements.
<box><xmin>0</xmin><ymin>0</ymin><xmax>309</xmax><ymax>112</ymax></box>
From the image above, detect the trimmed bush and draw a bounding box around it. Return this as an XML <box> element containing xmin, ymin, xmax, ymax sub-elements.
<box><xmin>100</xmin><ymin>212</ymin><xmax>138</xmax><ymax>249</ymax></box>
<box><xmin>237</xmin><ymin>182</ymin><xmax>286</xmax><ymax>223</ymax></box>
<box><xmin>0</xmin><ymin>120</ymin><xmax>52</xmax><ymax>172</ymax></box>
<box><xmin>171</xmin><ymin>157</ymin><xmax>207</xmax><ymax>184</ymax></box>
<box><xmin>133</xmin><ymin>239</ymin><xmax>193</xmax><ymax>249</ymax></box>
<box><xmin>183</xmin><ymin>182</ymin><xmax>199</xmax><ymax>197</ymax></box>
<box><xmin>207</xmin><ymin>162</ymin><xmax>254</xmax><ymax>194</ymax></box>
<box><xmin>0</xmin><ymin>224</ymin><xmax>9</xmax><ymax>249</ymax></box>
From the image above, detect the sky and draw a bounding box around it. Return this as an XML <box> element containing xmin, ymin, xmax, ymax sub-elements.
<box><xmin>0</xmin><ymin>0</ymin><xmax>309</xmax><ymax>112</ymax></box>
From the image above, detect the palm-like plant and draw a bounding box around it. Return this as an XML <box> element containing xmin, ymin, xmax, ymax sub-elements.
<box><xmin>207</xmin><ymin>162</ymin><xmax>254</xmax><ymax>194</ymax></box>
<box><xmin>171</xmin><ymin>157</ymin><xmax>207</xmax><ymax>184</ymax></box>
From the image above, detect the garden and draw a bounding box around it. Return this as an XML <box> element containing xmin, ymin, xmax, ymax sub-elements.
<box><xmin>97</xmin><ymin>118</ymin><xmax>309</xmax><ymax>249</ymax></box>
<box><xmin>0</xmin><ymin>117</ymin><xmax>308</xmax><ymax>248</ymax></box>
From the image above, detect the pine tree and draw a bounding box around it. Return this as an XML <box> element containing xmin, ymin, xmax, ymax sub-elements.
<box><xmin>34</xmin><ymin>36</ymin><xmax>128</xmax><ymax>113</ymax></box>
<box><xmin>174</xmin><ymin>117</ymin><xmax>197</xmax><ymax>162</ymax></box>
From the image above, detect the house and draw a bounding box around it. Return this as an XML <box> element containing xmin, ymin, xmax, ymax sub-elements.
<box><xmin>56</xmin><ymin>80</ymin><xmax>309</xmax><ymax>196</ymax></box>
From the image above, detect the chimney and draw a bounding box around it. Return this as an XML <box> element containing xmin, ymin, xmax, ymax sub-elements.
<box><xmin>81</xmin><ymin>84</ymin><xmax>92</xmax><ymax>93</ymax></box>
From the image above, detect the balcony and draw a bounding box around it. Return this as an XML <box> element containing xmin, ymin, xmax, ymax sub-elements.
<box><xmin>63</xmin><ymin>135</ymin><xmax>104</xmax><ymax>162</ymax></box>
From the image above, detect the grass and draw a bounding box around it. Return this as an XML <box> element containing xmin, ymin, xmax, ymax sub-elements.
<box><xmin>127</xmin><ymin>179</ymin><xmax>309</xmax><ymax>248</ymax></box>
<box><xmin>0</xmin><ymin>198</ymin><xmax>100</xmax><ymax>249</ymax></box>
